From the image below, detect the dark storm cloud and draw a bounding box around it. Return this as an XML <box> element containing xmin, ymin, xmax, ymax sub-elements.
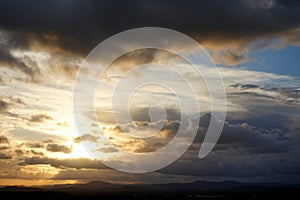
<box><xmin>103</xmin><ymin>112</ymin><xmax>299</xmax><ymax>180</ymax></box>
<box><xmin>0</xmin><ymin>0</ymin><xmax>299</xmax><ymax>57</ymax></box>
<box><xmin>159</xmin><ymin>115</ymin><xmax>300</xmax><ymax>179</ymax></box>
<box><xmin>46</xmin><ymin>143</ymin><xmax>72</xmax><ymax>154</ymax></box>
<box><xmin>214</xmin><ymin>122</ymin><xmax>289</xmax><ymax>153</ymax></box>
<box><xmin>226</xmin><ymin>109</ymin><xmax>295</xmax><ymax>132</ymax></box>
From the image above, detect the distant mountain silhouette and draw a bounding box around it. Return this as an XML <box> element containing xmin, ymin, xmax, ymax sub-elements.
<box><xmin>2</xmin><ymin>180</ymin><xmax>298</xmax><ymax>193</ymax></box>
<box><xmin>1</xmin><ymin>180</ymin><xmax>299</xmax><ymax>199</ymax></box>
<box><xmin>49</xmin><ymin>180</ymin><xmax>128</xmax><ymax>192</ymax></box>
<box><xmin>0</xmin><ymin>186</ymin><xmax>44</xmax><ymax>192</ymax></box>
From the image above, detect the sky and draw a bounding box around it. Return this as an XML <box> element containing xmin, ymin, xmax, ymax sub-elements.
<box><xmin>0</xmin><ymin>0</ymin><xmax>300</xmax><ymax>186</ymax></box>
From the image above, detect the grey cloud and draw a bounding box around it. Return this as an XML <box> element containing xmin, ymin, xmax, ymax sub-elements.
<box><xmin>0</xmin><ymin>152</ymin><xmax>12</xmax><ymax>159</ymax></box>
<box><xmin>52</xmin><ymin>168</ymin><xmax>197</xmax><ymax>184</ymax></box>
<box><xmin>14</xmin><ymin>149</ymin><xmax>23</xmax><ymax>155</ymax></box>
<box><xmin>100</xmin><ymin>111</ymin><xmax>299</xmax><ymax>179</ymax></box>
<box><xmin>97</xmin><ymin>147</ymin><xmax>119</xmax><ymax>153</ymax></box>
<box><xmin>130</xmin><ymin>107</ymin><xmax>181</xmax><ymax>122</ymax></box>
<box><xmin>21</xmin><ymin>156</ymin><xmax>107</xmax><ymax>169</ymax></box>
<box><xmin>106</xmin><ymin>48</ymin><xmax>181</xmax><ymax>73</ymax></box>
<box><xmin>217</xmin><ymin>50</ymin><xmax>250</xmax><ymax>66</ymax></box>
<box><xmin>194</xmin><ymin>113</ymin><xmax>291</xmax><ymax>153</ymax></box>
<box><xmin>105</xmin><ymin>119</ymin><xmax>181</xmax><ymax>153</ymax></box>
<box><xmin>28</xmin><ymin>114</ymin><xmax>53</xmax><ymax>123</ymax></box>
<box><xmin>42</xmin><ymin>138</ymin><xmax>54</xmax><ymax>143</ymax></box>
<box><xmin>46</xmin><ymin>144</ymin><xmax>72</xmax><ymax>154</ymax></box>
<box><xmin>273</xmin><ymin>87</ymin><xmax>300</xmax><ymax>99</ymax></box>
<box><xmin>226</xmin><ymin>111</ymin><xmax>293</xmax><ymax>131</ymax></box>
<box><xmin>214</xmin><ymin>122</ymin><xmax>289</xmax><ymax>154</ymax></box>
<box><xmin>0</xmin><ymin>47</ymin><xmax>40</xmax><ymax>81</ymax></box>
<box><xmin>95</xmin><ymin>106</ymin><xmax>181</xmax><ymax>124</ymax></box>
<box><xmin>54</xmin><ymin>64</ymin><xmax>79</xmax><ymax>80</ymax></box>
<box><xmin>158</xmin><ymin>112</ymin><xmax>300</xmax><ymax>180</ymax></box>
<box><xmin>0</xmin><ymin>146</ymin><xmax>9</xmax><ymax>150</ymax></box>
<box><xmin>74</xmin><ymin>134</ymin><xmax>99</xmax><ymax>143</ymax></box>
<box><xmin>230</xmin><ymin>84</ymin><xmax>260</xmax><ymax>89</ymax></box>
<box><xmin>0</xmin><ymin>96</ymin><xmax>26</xmax><ymax>119</ymax></box>
<box><xmin>0</xmin><ymin>0</ymin><xmax>299</xmax><ymax>65</ymax></box>
<box><xmin>228</xmin><ymin>84</ymin><xmax>300</xmax><ymax>106</ymax></box>
<box><xmin>229</xmin><ymin>92</ymin><xmax>276</xmax><ymax>100</ymax></box>
<box><xmin>26</xmin><ymin>142</ymin><xmax>44</xmax><ymax>148</ymax></box>
<box><xmin>105</xmin><ymin>111</ymin><xmax>295</xmax><ymax>155</ymax></box>
<box><xmin>161</xmin><ymin>149</ymin><xmax>272</xmax><ymax>177</ymax></box>
<box><xmin>0</xmin><ymin>135</ymin><xmax>8</xmax><ymax>144</ymax></box>
<box><xmin>0</xmin><ymin>99</ymin><xmax>10</xmax><ymax>112</ymax></box>
<box><xmin>30</xmin><ymin>150</ymin><xmax>43</xmax><ymax>156</ymax></box>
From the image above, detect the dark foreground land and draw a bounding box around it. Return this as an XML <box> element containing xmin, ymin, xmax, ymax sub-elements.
<box><xmin>1</xmin><ymin>181</ymin><xmax>299</xmax><ymax>199</ymax></box>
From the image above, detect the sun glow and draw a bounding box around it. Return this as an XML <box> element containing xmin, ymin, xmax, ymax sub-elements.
<box><xmin>48</xmin><ymin>142</ymin><xmax>93</xmax><ymax>159</ymax></box>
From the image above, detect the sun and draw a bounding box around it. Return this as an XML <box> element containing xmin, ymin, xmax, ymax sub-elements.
<box><xmin>70</xmin><ymin>143</ymin><xmax>93</xmax><ymax>158</ymax></box>
<box><xmin>49</xmin><ymin>142</ymin><xmax>93</xmax><ymax>159</ymax></box>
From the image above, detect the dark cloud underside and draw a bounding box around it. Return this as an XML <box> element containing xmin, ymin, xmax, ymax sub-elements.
<box><xmin>0</xmin><ymin>0</ymin><xmax>299</xmax><ymax>56</ymax></box>
<box><xmin>46</xmin><ymin>144</ymin><xmax>72</xmax><ymax>154</ymax></box>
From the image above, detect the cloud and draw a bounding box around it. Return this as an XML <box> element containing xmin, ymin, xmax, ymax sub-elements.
<box><xmin>14</xmin><ymin>149</ymin><xmax>23</xmax><ymax>155</ymax></box>
<box><xmin>216</xmin><ymin>50</ymin><xmax>251</xmax><ymax>66</ymax></box>
<box><xmin>0</xmin><ymin>152</ymin><xmax>12</xmax><ymax>159</ymax></box>
<box><xmin>26</xmin><ymin>142</ymin><xmax>44</xmax><ymax>148</ymax></box>
<box><xmin>30</xmin><ymin>150</ymin><xmax>43</xmax><ymax>156</ymax></box>
<box><xmin>104</xmin><ymin>48</ymin><xmax>182</xmax><ymax>73</ymax></box>
<box><xmin>97</xmin><ymin>147</ymin><xmax>119</xmax><ymax>153</ymax></box>
<box><xmin>0</xmin><ymin>135</ymin><xmax>8</xmax><ymax>144</ymax></box>
<box><xmin>0</xmin><ymin>146</ymin><xmax>9</xmax><ymax>150</ymax></box>
<box><xmin>53</xmin><ymin>64</ymin><xmax>79</xmax><ymax>80</ymax></box>
<box><xmin>130</xmin><ymin>107</ymin><xmax>181</xmax><ymax>122</ymax></box>
<box><xmin>46</xmin><ymin>144</ymin><xmax>72</xmax><ymax>154</ymax></box>
<box><xmin>21</xmin><ymin>156</ymin><xmax>106</xmax><ymax>169</ymax></box>
<box><xmin>0</xmin><ymin>0</ymin><xmax>299</xmax><ymax>185</ymax></box>
<box><xmin>28</xmin><ymin>114</ymin><xmax>53</xmax><ymax>122</ymax></box>
<box><xmin>118</xmin><ymin>112</ymin><xmax>291</xmax><ymax>154</ymax></box>
<box><xmin>74</xmin><ymin>134</ymin><xmax>99</xmax><ymax>143</ymax></box>
<box><xmin>0</xmin><ymin>99</ymin><xmax>10</xmax><ymax>112</ymax></box>
<box><xmin>97</xmin><ymin>109</ymin><xmax>299</xmax><ymax>181</ymax></box>
<box><xmin>213</xmin><ymin>122</ymin><xmax>289</xmax><ymax>153</ymax></box>
<box><xmin>0</xmin><ymin>96</ymin><xmax>26</xmax><ymax>120</ymax></box>
<box><xmin>229</xmin><ymin>83</ymin><xmax>300</xmax><ymax>104</ymax></box>
<box><xmin>247</xmin><ymin>0</ymin><xmax>274</xmax><ymax>9</ymax></box>
<box><xmin>157</xmin><ymin>111</ymin><xmax>300</xmax><ymax>181</ymax></box>
<box><xmin>0</xmin><ymin>96</ymin><xmax>24</xmax><ymax>112</ymax></box>
<box><xmin>102</xmin><ymin>119</ymin><xmax>182</xmax><ymax>153</ymax></box>
<box><xmin>0</xmin><ymin>47</ymin><xmax>40</xmax><ymax>81</ymax></box>
<box><xmin>0</xmin><ymin>0</ymin><xmax>299</xmax><ymax>67</ymax></box>
<box><xmin>52</xmin><ymin>168</ymin><xmax>195</xmax><ymax>184</ymax></box>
